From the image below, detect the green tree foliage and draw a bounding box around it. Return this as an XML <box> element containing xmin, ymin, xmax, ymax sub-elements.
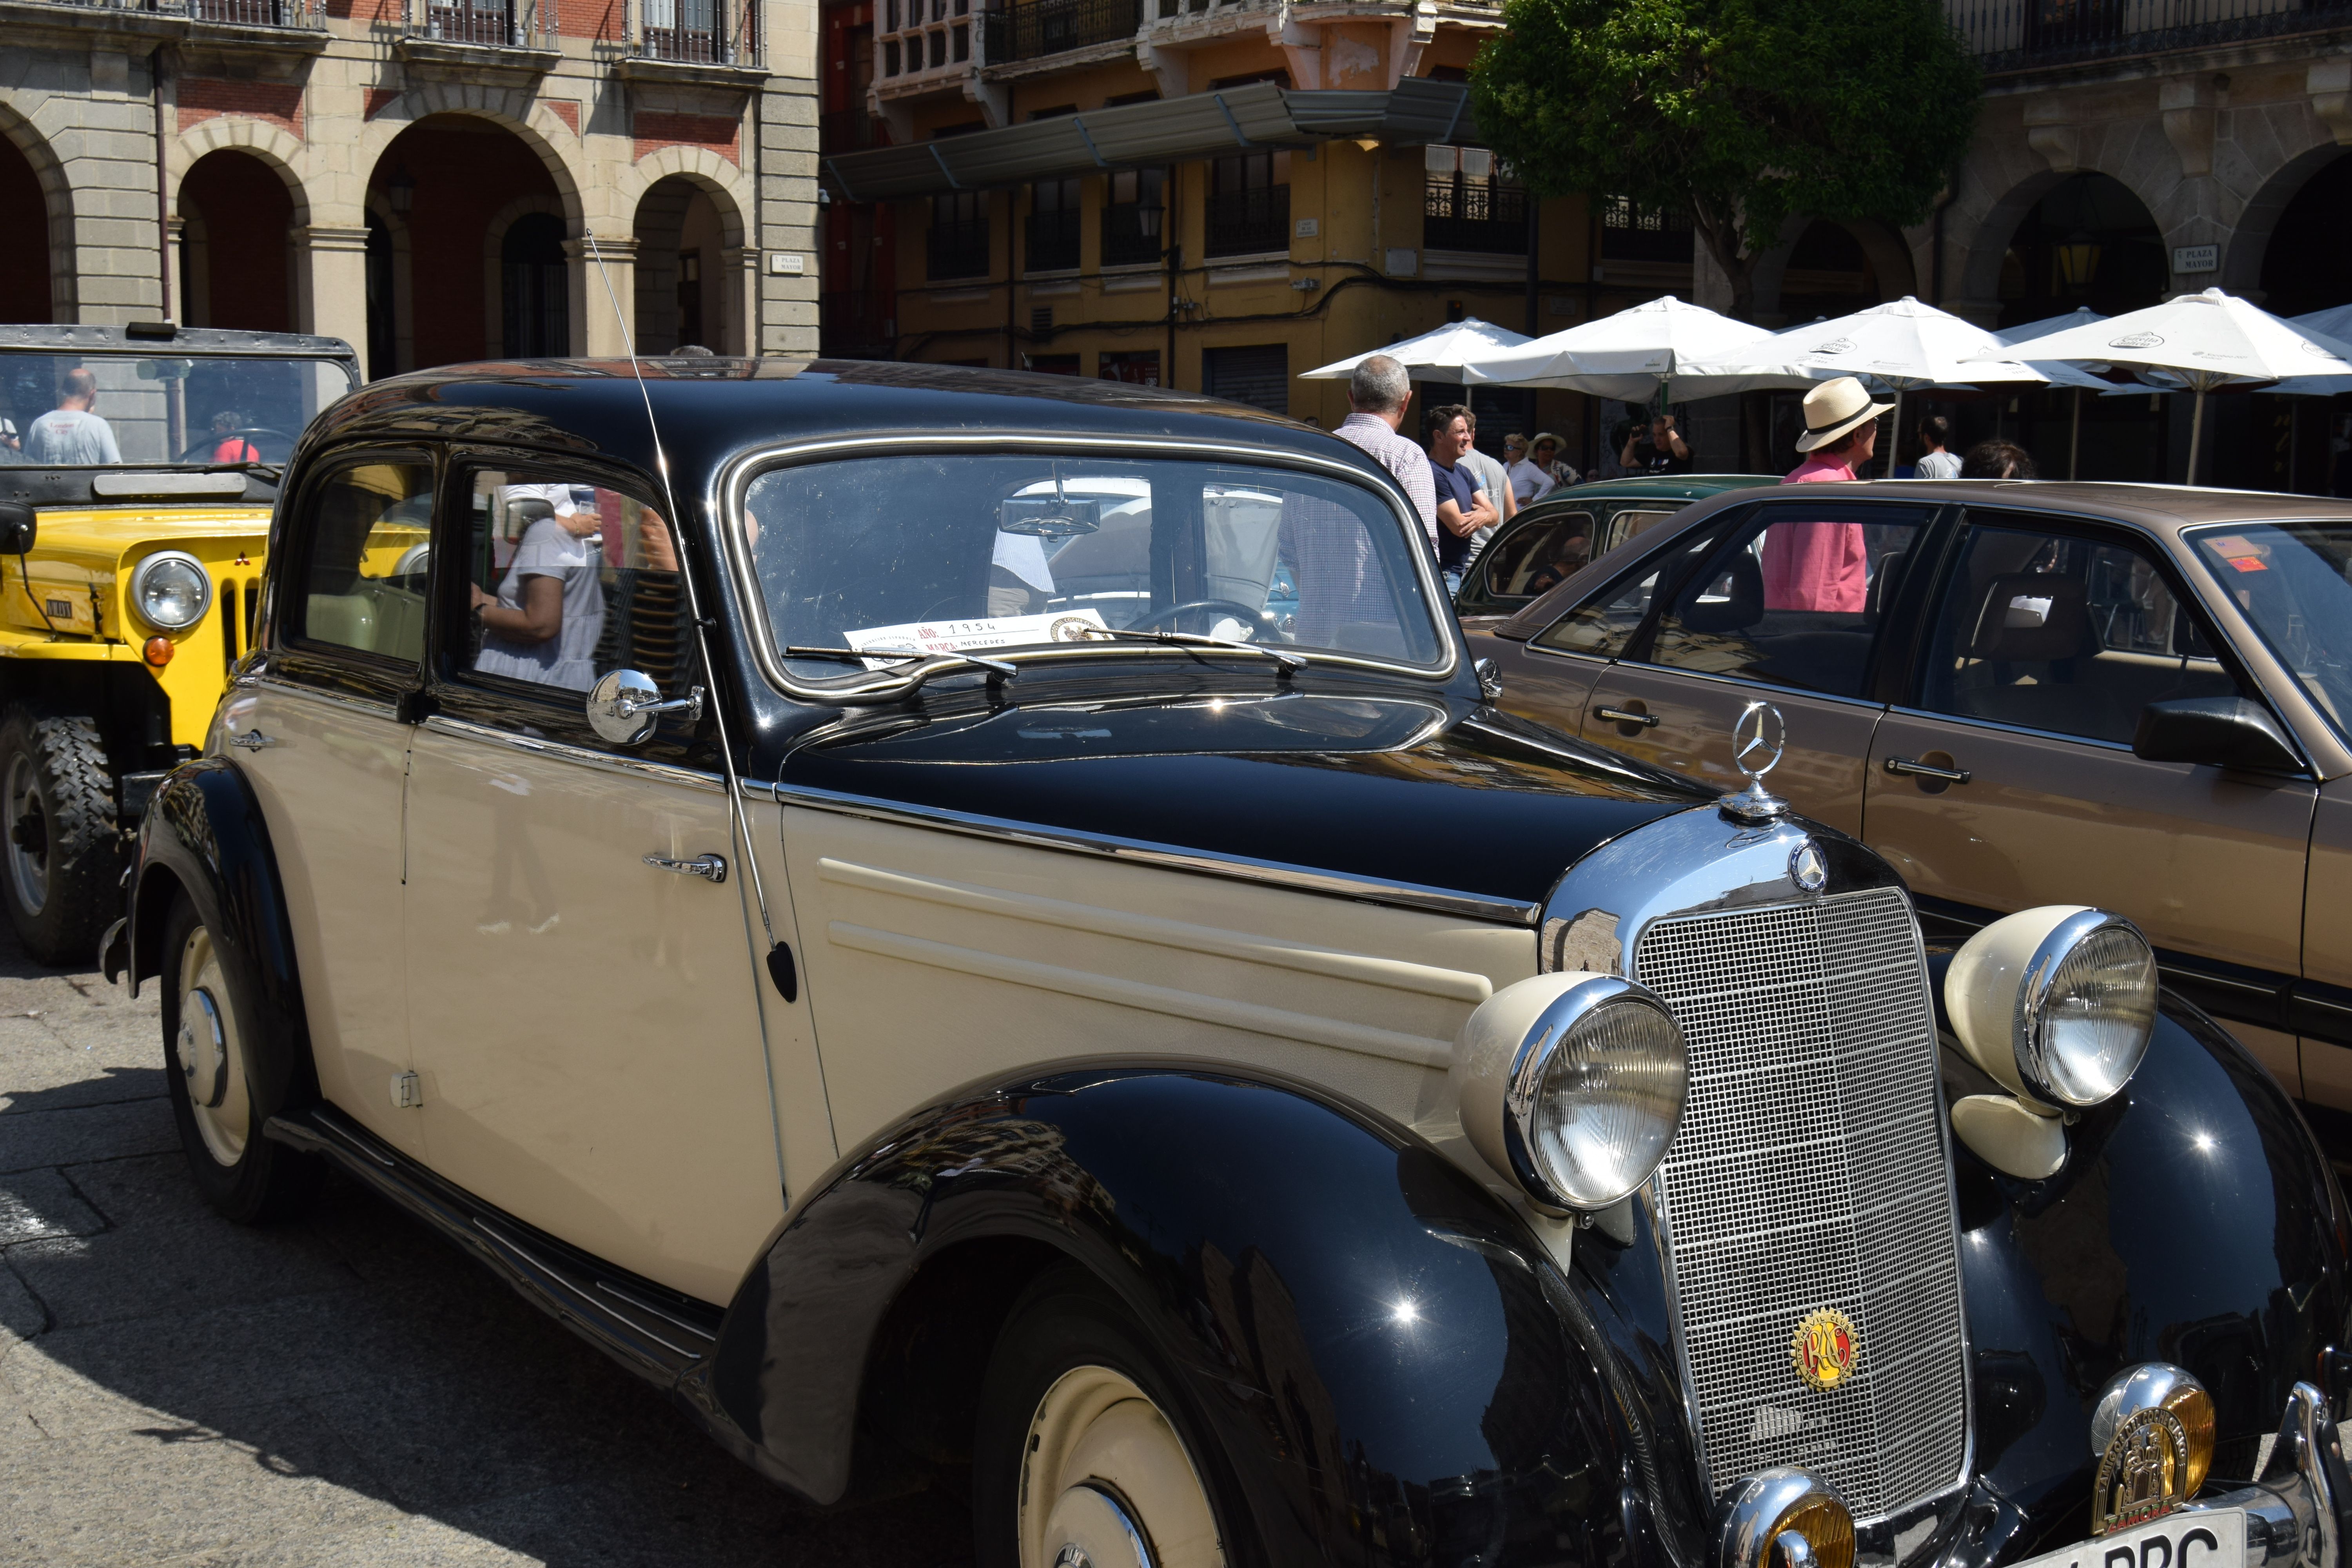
<box><xmin>1470</xmin><ymin>0</ymin><xmax>1980</xmax><ymax>319</ymax></box>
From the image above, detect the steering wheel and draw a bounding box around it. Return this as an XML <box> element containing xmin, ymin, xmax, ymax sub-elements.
<box><xmin>1126</xmin><ymin>599</ymin><xmax>1290</xmax><ymax>641</ymax></box>
<box><xmin>178</xmin><ymin>427</ymin><xmax>293</xmax><ymax>464</ymax></box>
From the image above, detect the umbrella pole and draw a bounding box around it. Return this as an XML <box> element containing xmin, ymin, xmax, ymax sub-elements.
<box><xmin>2069</xmin><ymin>388</ymin><xmax>2082</xmax><ymax>481</ymax></box>
<box><xmin>1886</xmin><ymin>388</ymin><xmax>1902</xmax><ymax>479</ymax></box>
<box><xmin>2188</xmin><ymin>387</ymin><xmax>2207</xmax><ymax>485</ymax></box>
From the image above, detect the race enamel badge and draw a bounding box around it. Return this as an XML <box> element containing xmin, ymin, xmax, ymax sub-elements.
<box><xmin>2094</xmin><ymin>1406</ymin><xmax>2193</xmax><ymax>1535</ymax></box>
<box><xmin>1791</xmin><ymin>1308</ymin><xmax>1859</xmax><ymax>1392</ymax></box>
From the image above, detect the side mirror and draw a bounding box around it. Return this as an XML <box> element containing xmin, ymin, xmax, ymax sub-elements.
<box><xmin>0</xmin><ymin>502</ymin><xmax>33</xmax><ymax>555</ymax></box>
<box><xmin>586</xmin><ymin>669</ymin><xmax>704</xmax><ymax>746</ymax></box>
<box><xmin>2132</xmin><ymin>696</ymin><xmax>2303</xmax><ymax>774</ymax></box>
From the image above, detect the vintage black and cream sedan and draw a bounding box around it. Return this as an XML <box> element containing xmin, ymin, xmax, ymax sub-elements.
<box><xmin>104</xmin><ymin>358</ymin><xmax>2352</xmax><ymax>1568</ymax></box>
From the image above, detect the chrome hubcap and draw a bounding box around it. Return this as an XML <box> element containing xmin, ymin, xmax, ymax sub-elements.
<box><xmin>4</xmin><ymin>751</ymin><xmax>47</xmax><ymax>915</ymax></box>
<box><xmin>176</xmin><ymin>927</ymin><xmax>249</xmax><ymax>1165</ymax></box>
<box><xmin>1020</xmin><ymin>1367</ymin><xmax>1223</xmax><ymax>1568</ymax></box>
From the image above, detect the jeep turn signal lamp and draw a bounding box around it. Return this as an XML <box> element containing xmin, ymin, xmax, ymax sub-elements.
<box><xmin>142</xmin><ymin>637</ymin><xmax>172</xmax><ymax>667</ymax></box>
<box><xmin>1454</xmin><ymin>973</ymin><xmax>1689</xmax><ymax>1214</ymax></box>
<box><xmin>1717</xmin><ymin>1469</ymin><xmax>1855</xmax><ymax>1568</ymax></box>
<box><xmin>1944</xmin><ymin>906</ymin><xmax>2159</xmax><ymax>1180</ymax></box>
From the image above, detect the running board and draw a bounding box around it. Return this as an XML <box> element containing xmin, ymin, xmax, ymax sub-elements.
<box><xmin>265</xmin><ymin>1105</ymin><xmax>724</xmax><ymax>1388</ymax></box>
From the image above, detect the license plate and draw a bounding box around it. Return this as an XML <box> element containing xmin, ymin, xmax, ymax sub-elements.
<box><xmin>2011</xmin><ymin>1509</ymin><xmax>2245</xmax><ymax>1568</ymax></box>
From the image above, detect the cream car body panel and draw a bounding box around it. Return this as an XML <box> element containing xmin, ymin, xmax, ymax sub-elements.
<box><xmin>781</xmin><ymin>806</ymin><xmax>1538</xmax><ymax>1151</ymax></box>
<box><xmin>221</xmin><ymin>682</ymin><xmax>421</xmax><ymax>1156</ymax></box>
<box><xmin>403</xmin><ymin>719</ymin><xmax>783</xmax><ymax>1303</ymax></box>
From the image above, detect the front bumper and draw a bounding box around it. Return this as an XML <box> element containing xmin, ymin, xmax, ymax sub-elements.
<box><xmin>2195</xmin><ymin>1384</ymin><xmax>2347</xmax><ymax>1568</ymax></box>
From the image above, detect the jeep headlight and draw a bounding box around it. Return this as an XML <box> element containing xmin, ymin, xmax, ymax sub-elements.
<box><xmin>131</xmin><ymin>551</ymin><xmax>212</xmax><ymax>632</ymax></box>
<box><xmin>1455</xmin><ymin>973</ymin><xmax>1689</xmax><ymax>1211</ymax></box>
<box><xmin>1947</xmin><ymin>906</ymin><xmax>2157</xmax><ymax>1109</ymax></box>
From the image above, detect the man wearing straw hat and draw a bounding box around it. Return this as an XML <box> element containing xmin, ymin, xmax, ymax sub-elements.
<box><xmin>1768</xmin><ymin>376</ymin><xmax>1892</xmax><ymax>612</ymax></box>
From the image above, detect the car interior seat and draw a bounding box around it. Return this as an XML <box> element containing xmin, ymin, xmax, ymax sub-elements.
<box><xmin>1950</xmin><ymin>571</ymin><xmax>2127</xmax><ymax>740</ymax></box>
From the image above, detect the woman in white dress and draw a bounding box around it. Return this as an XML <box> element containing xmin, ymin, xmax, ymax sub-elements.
<box><xmin>472</xmin><ymin>487</ymin><xmax>607</xmax><ymax>691</ymax></box>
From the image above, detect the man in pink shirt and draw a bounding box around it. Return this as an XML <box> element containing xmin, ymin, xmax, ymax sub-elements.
<box><xmin>1766</xmin><ymin>376</ymin><xmax>1892</xmax><ymax>612</ymax></box>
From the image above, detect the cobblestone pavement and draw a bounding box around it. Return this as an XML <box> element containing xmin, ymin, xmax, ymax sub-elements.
<box><xmin>0</xmin><ymin>925</ymin><xmax>975</xmax><ymax>1568</ymax></box>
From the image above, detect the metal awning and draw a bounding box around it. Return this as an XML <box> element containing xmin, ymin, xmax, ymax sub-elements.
<box><xmin>824</xmin><ymin>78</ymin><xmax>1477</xmax><ymax>201</ymax></box>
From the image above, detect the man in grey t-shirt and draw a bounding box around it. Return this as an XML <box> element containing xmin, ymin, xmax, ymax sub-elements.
<box><xmin>1457</xmin><ymin>409</ymin><xmax>1516</xmax><ymax>572</ymax></box>
<box><xmin>23</xmin><ymin>369</ymin><xmax>122</xmax><ymax>466</ymax></box>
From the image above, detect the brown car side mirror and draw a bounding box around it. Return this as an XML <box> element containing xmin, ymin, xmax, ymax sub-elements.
<box><xmin>2132</xmin><ymin>696</ymin><xmax>2303</xmax><ymax>774</ymax></box>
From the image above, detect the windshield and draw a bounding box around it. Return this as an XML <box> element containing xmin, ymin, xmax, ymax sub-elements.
<box><xmin>0</xmin><ymin>352</ymin><xmax>354</xmax><ymax>468</ymax></box>
<box><xmin>739</xmin><ymin>453</ymin><xmax>1446</xmax><ymax>677</ymax></box>
<box><xmin>2187</xmin><ymin>522</ymin><xmax>2352</xmax><ymax>742</ymax></box>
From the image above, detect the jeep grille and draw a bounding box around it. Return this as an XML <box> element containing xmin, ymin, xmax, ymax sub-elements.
<box><xmin>1635</xmin><ymin>886</ymin><xmax>1967</xmax><ymax>1519</ymax></box>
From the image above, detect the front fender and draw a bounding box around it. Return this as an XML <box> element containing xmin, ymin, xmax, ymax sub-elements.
<box><xmin>690</xmin><ymin>1063</ymin><xmax>1708</xmax><ymax>1567</ymax></box>
<box><xmin>126</xmin><ymin>757</ymin><xmax>314</xmax><ymax>1111</ymax></box>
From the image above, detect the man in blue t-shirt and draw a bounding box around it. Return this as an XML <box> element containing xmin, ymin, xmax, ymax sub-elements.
<box><xmin>1425</xmin><ymin>404</ymin><xmax>1496</xmax><ymax>597</ymax></box>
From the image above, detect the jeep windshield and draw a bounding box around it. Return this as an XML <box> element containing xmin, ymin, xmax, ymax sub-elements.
<box><xmin>0</xmin><ymin>350</ymin><xmax>354</xmax><ymax>470</ymax></box>
<box><xmin>739</xmin><ymin>452</ymin><xmax>1448</xmax><ymax>685</ymax></box>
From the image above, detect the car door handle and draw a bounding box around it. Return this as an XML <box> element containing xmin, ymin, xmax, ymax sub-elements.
<box><xmin>644</xmin><ymin>852</ymin><xmax>728</xmax><ymax>884</ymax></box>
<box><xmin>1594</xmin><ymin>706</ymin><xmax>1659</xmax><ymax>729</ymax></box>
<box><xmin>1884</xmin><ymin>756</ymin><xmax>1971</xmax><ymax>785</ymax></box>
<box><xmin>226</xmin><ymin>731</ymin><xmax>276</xmax><ymax>751</ymax></box>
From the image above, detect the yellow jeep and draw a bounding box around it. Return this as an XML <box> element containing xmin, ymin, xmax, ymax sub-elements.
<box><xmin>0</xmin><ymin>323</ymin><xmax>359</xmax><ymax>963</ymax></box>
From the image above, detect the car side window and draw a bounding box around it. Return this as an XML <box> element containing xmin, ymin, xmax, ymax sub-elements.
<box><xmin>1530</xmin><ymin>519</ymin><xmax>1726</xmax><ymax>660</ymax></box>
<box><xmin>453</xmin><ymin>468</ymin><xmax>700</xmax><ymax>706</ymax></box>
<box><xmin>291</xmin><ymin>459</ymin><xmax>433</xmax><ymax>666</ymax></box>
<box><xmin>1642</xmin><ymin>502</ymin><xmax>1931</xmax><ymax>700</ymax></box>
<box><xmin>1483</xmin><ymin>512</ymin><xmax>1594</xmax><ymax>600</ymax></box>
<box><xmin>1600</xmin><ymin>506</ymin><xmax>1684</xmax><ymax>555</ymax></box>
<box><xmin>1918</xmin><ymin>522</ymin><xmax>2241</xmax><ymax>745</ymax></box>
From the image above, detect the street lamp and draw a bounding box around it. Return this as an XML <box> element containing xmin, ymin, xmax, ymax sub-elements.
<box><xmin>2053</xmin><ymin>230</ymin><xmax>2100</xmax><ymax>293</ymax></box>
<box><xmin>384</xmin><ymin>165</ymin><xmax>417</xmax><ymax>219</ymax></box>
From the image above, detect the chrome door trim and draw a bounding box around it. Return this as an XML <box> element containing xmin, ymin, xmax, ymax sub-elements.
<box><xmin>419</xmin><ymin>715</ymin><xmax>727</xmax><ymax>794</ymax></box>
<box><xmin>711</xmin><ymin>431</ymin><xmax>1462</xmax><ymax>704</ymax></box>
<box><xmin>1878</xmin><ymin>703</ymin><xmax>2138</xmax><ymax>755</ymax></box>
<box><xmin>766</xmin><ymin>780</ymin><xmax>1542</xmax><ymax>926</ymax></box>
<box><xmin>1600</xmin><ymin>659</ymin><xmax>1891</xmax><ymax>716</ymax></box>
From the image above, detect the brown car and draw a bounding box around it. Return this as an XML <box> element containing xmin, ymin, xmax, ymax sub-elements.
<box><xmin>1468</xmin><ymin>478</ymin><xmax>2352</xmax><ymax>1123</ymax></box>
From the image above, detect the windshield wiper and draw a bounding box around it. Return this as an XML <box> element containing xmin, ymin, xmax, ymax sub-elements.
<box><xmin>780</xmin><ymin>644</ymin><xmax>1018</xmax><ymax>701</ymax></box>
<box><xmin>1085</xmin><ymin>627</ymin><xmax>1307</xmax><ymax>674</ymax></box>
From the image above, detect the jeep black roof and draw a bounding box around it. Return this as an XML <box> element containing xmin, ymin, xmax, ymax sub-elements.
<box><xmin>0</xmin><ymin>323</ymin><xmax>356</xmax><ymax>360</ymax></box>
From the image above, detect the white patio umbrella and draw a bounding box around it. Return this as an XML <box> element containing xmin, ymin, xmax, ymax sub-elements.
<box><xmin>1996</xmin><ymin>310</ymin><xmax>2114</xmax><ymax>479</ymax></box>
<box><xmin>1301</xmin><ymin>317</ymin><xmax>1534</xmax><ymax>382</ymax></box>
<box><xmin>1743</xmin><ymin>297</ymin><xmax>2048</xmax><ymax>476</ymax></box>
<box><xmin>1459</xmin><ymin>296</ymin><xmax>1813</xmax><ymax>407</ymax></box>
<box><xmin>1982</xmin><ymin>288</ymin><xmax>2352</xmax><ymax>480</ymax></box>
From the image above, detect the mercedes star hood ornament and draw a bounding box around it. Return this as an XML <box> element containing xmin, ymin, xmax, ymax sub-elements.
<box><xmin>1720</xmin><ymin>700</ymin><xmax>1790</xmax><ymax>823</ymax></box>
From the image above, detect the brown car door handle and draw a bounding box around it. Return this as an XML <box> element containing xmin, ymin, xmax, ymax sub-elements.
<box><xmin>1594</xmin><ymin>706</ymin><xmax>1659</xmax><ymax>729</ymax></box>
<box><xmin>1884</xmin><ymin>756</ymin><xmax>1971</xmax><ymax>785</ymax></box>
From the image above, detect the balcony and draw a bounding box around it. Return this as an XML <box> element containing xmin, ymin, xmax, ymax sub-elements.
<box><xmin>984</xmin><ymin>0</ymin><xmax>1140</xmax><ymax>63</ymax></box>
<box><xmin>1423</xmin><ymin>177</ymin><xmax>1527</xmax><ymax>255</ymax></box>
<box><xmin>1948</xmin><ymin>0</ymin><xmax>2352</xmax><ymax>71</ymax></box>
<box><xmin>402</xmin><ymin>0</ymin><xmax>550</xmax><ymax>45</ymax></box>
<box><xmin>1025</xmin><ymin>207</ymin><xmax>1081</xmax><ymax>271</ymax></box>
<box><xmin>1102</xmin><ymin>201</ymin><xmax>1164</xmax><ymax>266</ymax></box>
<box><xmin>9</xmin><ymin>0</ymin><xmax>327</xmax><ymax>38</ymax></box>
<box><xmin>187</xmin><ymin>0</ymin><xmax>323</xmax><ymax>25</ymax></box>
<box><xmin>1204</xmin><ymin>184</ymin><xmax>1288</xmax><ymax>258</ymax></box>
<box><xmin>625</xmin><ymin>0</ymin><xmax>763</xmax><ymax>67</ymax></box>
<box><xmin>928</xmin><ymin>218</ymin><xmax>992</xmax><ymax>279</ymax></box>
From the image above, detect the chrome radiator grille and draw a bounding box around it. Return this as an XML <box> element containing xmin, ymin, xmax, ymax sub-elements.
<box><xmin>1634</xmin><ymin>887</ymin><xmax>1967</xmax><ymax>1519</ymax></box>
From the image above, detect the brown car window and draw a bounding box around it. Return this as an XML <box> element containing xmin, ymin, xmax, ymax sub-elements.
<box><xmin>292</xmin><ymin>459</ymin><xmax>433</xmax><ymax>667</ymax></box>
<box><xmin>1918</xmin><ymin>522</ymin><xmax>2241</xmax><ymax>745</ymax></box>
<box><xmin>1642</xmin><ymin>501</ymin><xmax>1932</xmax><ymax>699</ymax></box>
<box><xmin>1482</xmin><ymin>512</ymin><xmax>1594</xmax><ymax>600</ymax></box>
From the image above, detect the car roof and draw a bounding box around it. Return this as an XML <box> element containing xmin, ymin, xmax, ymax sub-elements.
<box><xmin>1530</xmin><ymin>475</ymin><xmax>1780</xmax><ymax>505</ymax></box>
<box><xmin>1809</xmin><ymin>478</ymin><xmax>2352</xmax><ymax>537</ymax></box>
<box><xmin>298</xmin><ymin>357</ymin><xmax>1405</xmax><ymax>501</ymax></box>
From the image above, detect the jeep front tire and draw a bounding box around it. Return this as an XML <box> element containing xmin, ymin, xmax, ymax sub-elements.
<box><xmin>0</xmin><ymin>707</ymin><xmax>120</xmax><ymax>965</ymax></box>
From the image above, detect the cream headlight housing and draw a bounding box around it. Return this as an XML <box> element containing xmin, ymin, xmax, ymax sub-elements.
<box><xmin>1454</xmin><ymin>972</ymin><xmax>1689</xmax><ymax>1212</ymax></box>
<box><xmin>1947</xmin><ymin>905</ymin><xmax>2158</xmax><ymax>1109</ymax></box>
<box><xmin>130</xmin><ymin>550</ymin><xmax>213</xmax><ymax>632</ymax></box>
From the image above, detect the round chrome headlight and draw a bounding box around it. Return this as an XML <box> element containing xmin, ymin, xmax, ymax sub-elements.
<box><xmin>1947</xmin><ymin>906</ymin><xmax>2157</xmax><ymax>1109</ymax></box>
<box><xmin>1455</xmin><ymin>973</ymin><xmax>1689</xmax><ymax>1211</ymax></box>
<box><xmin>131</xmin><ymin>551</ymin><xmax>213</xmax><ymax>632</ymax></box>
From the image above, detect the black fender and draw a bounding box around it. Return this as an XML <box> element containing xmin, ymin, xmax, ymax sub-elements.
<box><xmin>1929</xmin><ymin>951</ymin><xmax>2352</xmax><ymax>1557</ymax></box>
<box><xmin>124</xmin><ymin>758</ymin><xmax>316</xmax><ymax>1114</ymax></box>
<box><xmin>684</xmin><ymin>1062</ymin><xmax>1711</xmax><ymax>1567</ymax></box>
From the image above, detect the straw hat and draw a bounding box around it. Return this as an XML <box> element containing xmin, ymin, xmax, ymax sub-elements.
<box><xmin>1793</xmin><ymin>376</ymin><xmax>1895</xmax><ymax>452</ymax></box>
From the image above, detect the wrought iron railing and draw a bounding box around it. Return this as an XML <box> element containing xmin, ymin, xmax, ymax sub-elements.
<box><xmin>1947</xmin><ymin>0</ymin><xmax>2352</xmax><ymax>70</ymax></box>
<box><xmin>1101</xmin><ymin>202</ymin><xmax>1164</xmax><ymax>266</ymax></box>
<box><xmin>628</xmin><ymin>0</ymin><xmax>761</xmax><ymax>63</ymax></box>
<box><xmin>29</xmin><ymin>0</ymin><xmax>327</xmax><ymax>24</ymax></box>
<box><xmin>1204</xmin><ymin>185</ymin><xmax>1289</xmax><ymax>258</ymax></box>
<box><xmin>927</xmin><ymin>218</ymin><xmax>991</xmax><ymax>279</ymax></box>
<box><xmin>404</xmin><ymin>0</ymin><xmax>554</xmax><ymax>47</ymax></box>
<box><xmin>1025</xmin><ymin>207</ymin><xmax>1082</xmax><ymax>271</ymax></box>
<box><xmin>1423</xmin><ymin>177</ymin><xmax>1528</xmax><ymax>255</ymax></box>
<box><xmin>1153</xmin><ymin>0</ymin><xmax>1247</xmax><ymax>17</ymax></box>
<box><xmin>984</xmin><ymin>0</ymin><xmax>1140</xmax><ymax>61</ymax></box>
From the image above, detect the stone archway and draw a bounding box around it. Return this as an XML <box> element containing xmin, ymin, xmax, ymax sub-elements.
<box><xmin>177</xmin><ymin>149</ymin><xmax>298</xmax><ymax>332</ymax></box>
<box><xmin>1987</xmin><ymin>171</ymin><xmax>2166</xmax><ymax>328</ymax></box>
<box><xmin>1746</xmin><ymin>217</ymin><xmax>1918</xmax><ymax>327</ymax></box>
<box><xmin>0</xmin><ymin>108</ymin><xmax>72</xmax><ymax>325</ymax></box>
<box><xmin>631</xmin><ymin>175</ymin><xmax>745</xmax><ymax>354</ymax></box>
<box><xmin>2232</xmin><ymin>145</ymin><xmax>2352</xmax><ymax>315</ymax></box>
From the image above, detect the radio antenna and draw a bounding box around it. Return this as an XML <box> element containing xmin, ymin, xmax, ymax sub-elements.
<box><xmin>583</xmin><ymin>234</ymin><xmax>801</xmax><ymax>1181</ymax></box>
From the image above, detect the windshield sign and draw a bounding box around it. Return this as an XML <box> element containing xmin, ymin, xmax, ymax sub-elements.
<box><xmin>741</xmin><ymin>454</ymin><xmax>1446</xmax><ymax>674</ymax></box>
<box><xmin>0</xmin><ymin>352</ymin><xmax>354</xmax><ymax>468</ymax></box>
<box><xmin>2189</xmin><ymin>521</ymin><xmax>2352</xmax><ymax>744</ymax></box>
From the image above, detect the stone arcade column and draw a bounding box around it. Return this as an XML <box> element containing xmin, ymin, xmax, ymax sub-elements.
<box><xmin>297</xmin><ymin>225</ymin><xmax>372</xmax><ymax>375</ymax></box>
<box><xmin>568</xmin><ymin>234</ymin><xmax>638</xmax><ymax>358</ymax></box>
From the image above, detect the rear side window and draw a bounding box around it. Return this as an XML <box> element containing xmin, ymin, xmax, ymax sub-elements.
<box><xmin>292</xmin><ymin>459</ymin><xmax>433</xmax><ymax>666</ymax></box>
<box><xmin>1482</xmin><ymin>512</ymin><xmax>1593</xmax><ymax>600</ymax></box>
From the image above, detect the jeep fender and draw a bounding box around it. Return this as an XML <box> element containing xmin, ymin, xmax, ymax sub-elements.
<box><xmin>687</xmin><ymin>1063</ymin><xmax>1711</xmax><ymax>1567</ymax></box>
<box><xmin>125</xmin><ymin>758</ymin><xmax>316</xmax><ymax>1113</ymax></box>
